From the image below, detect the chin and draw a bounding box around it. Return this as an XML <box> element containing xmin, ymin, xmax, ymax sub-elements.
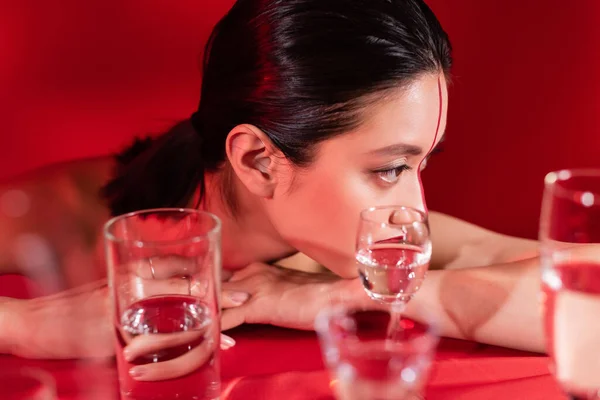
<box><xmin>285</xmin><ymin>236</ymin><xmax>358</xmax><ymax>278</ymax></box>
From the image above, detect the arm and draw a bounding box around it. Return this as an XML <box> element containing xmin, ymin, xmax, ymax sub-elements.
<box><xmin>0</xmin><ymin>281</ymin><xmax>113</xmax><ymax>359</ymax></box>
<box><xmin>345</xmin><ymin>256</ymin><xmax>545</xmax><ymax>352</ymax></box>
<box><xmin>0</xmin><ymin>158</ymin><xmax>114</xmax><ymax>358</ymax></box>
<box><xmin>221</xmin><ymin>257</ymin><xmax>545</xmax><ymax>353</ymax></box>
<box><xmin>361</xmin><ymin>213</ymin><xmax>543</xmax><ymax>350</ymax></box>
<box><xmin>0</xmin><ymin>269</ymin><xmax>242</xmax><ymax>365</ymax></box>
<box><xmin>428</xmin><ymin>211</ymin><xmax>539</xmax><ymax>269</ymax></box>
<box><xmin>222</xmin><ymin>213</ymin><xmax>545</xmax><ymax>352</ymax></box>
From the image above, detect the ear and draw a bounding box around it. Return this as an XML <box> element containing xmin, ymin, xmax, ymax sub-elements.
<box><xmin>225</xmin><ymin>124</ymin><xmax>286</xmax><ymax>198</ymax></box>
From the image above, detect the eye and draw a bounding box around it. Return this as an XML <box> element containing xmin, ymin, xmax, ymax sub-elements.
<box><xmin>374</xmin><ymin>164</ymin><xmax>411</xmax><ymax>184</ymax></box>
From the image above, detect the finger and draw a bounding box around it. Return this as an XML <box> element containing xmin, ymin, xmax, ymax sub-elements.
<box><xmin>123</xmin><ymin>330</ymin><xmax>204</xmax><ymax>362</ymax></box>
<box><xmin>221</xmin><ymin>279</ymin><xmax>253</xmax><ymax>308</ymax></box>
<box><xmin>220</xmin><ymin>334</ymin><xmax>235</xmax><ymax>350</ymax></box>
<box><xmin>226</xmin><ymin>263</ymin><xmax>267</xmax><ymax>283</ymax></box>
<box><xmin>129</xmin><ymin>335</ymin><xmax>216</xmax><ymax>381</ymax></box>
<box><xmin>221</xmin><ymin>279</ymin><xmax>256</xmax><ymax>294</ymax></box>
<box><xmin>221</xmin><ymin>290</ymin><xmax>250</xmax><ymax>309</ymax></box>
<box><xmin>130</xmin><ymin>255</ymin><xmax>197</xmax><ymax>279</ymax></box>
<box><xmin>128</xmin><ymin>256</ymin><xmax>221</xmax><ymax>300</ymax></box>
<box><xmin>128</xmin><ymin>256</ymin><xmax>200</xmax><ymax>298</ymax></box>
<box><xmin>131</xmin><ymin>277</ymin><xmax>194</xmax><ymax>299</ymax></box>
<box><xmin>221</xmin><ymin>307</ymin><xmax>247</xmax><ymax>331</ymax></box>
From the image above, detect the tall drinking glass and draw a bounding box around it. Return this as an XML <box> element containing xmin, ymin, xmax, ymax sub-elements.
<box><xmin>105</xmin><ymin>208</ymin><xmax>221</xmax><ymax>400</ymax></box>
<box><xmin>356</xmin><ymin>206</ymin><xmax>431</xmax><ymax>337</ymax></box>
<box><xmin>540</xmin><ymin>169</ymin><xmax>600</xmax><ymax>400</ymax></box>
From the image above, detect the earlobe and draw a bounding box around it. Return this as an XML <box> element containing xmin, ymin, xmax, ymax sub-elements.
<box><xmin>225</xmin><ymin>124</ymin><xmax>279</xmax><ymax>198</ymax></box>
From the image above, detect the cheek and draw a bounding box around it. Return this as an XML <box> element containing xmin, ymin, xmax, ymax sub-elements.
<box><xmin>268</xmin><ymin>171</ymin><xmax>386</xmax><ymax>267</ymax></box>
<box><xmin>262</xmin><ymin>174</ymin><xmax>351</xmax><ymax>274</ymax></box>
<box><xmin>277</xmin><ymin>171</ymin><xmax>364</xmax><ymax>244</ymax></box>
<box><xmin>295</xmin><ymin>173</ymin><xmax>423</xmax><ymax>246</ymax></box>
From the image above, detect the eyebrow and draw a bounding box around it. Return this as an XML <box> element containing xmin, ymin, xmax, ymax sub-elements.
<box><xmin>368</xmin><ymin>143</ymin><xmax>423</xmax><ymax>157</ymax></box>
<box><xmin>367</xmin><ymin>131</ymin><xmax>447</xmax><ymax>158</ymax></box>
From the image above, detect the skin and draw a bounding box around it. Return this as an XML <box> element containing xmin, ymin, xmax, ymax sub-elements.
<box><xmin>224</xmin><ymin>75</ymin><xmax>445</xmax><ymax>278</ymax></box>
<box><xmin>0</xmin><ymin>72</ymin><xmax>546</xmax><ymax>382</ymax></box>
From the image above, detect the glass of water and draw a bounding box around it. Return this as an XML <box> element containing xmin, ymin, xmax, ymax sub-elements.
<box><xmin>540</xmin><ymin>169</ymin><xmax>600</xmax><ymax>399</ymax></box>
<box><xmin>105</xmin><ymin>208</ymin><xmax>222</xmax><ymax>400</ymax></box>
<box><xmin>315</xmin><ymin>306</ymin><xmax>438</xmax><ymax>400</ymax></box>
<box><xmin>356</xmin><ymin>206</ymin><xmax>431</xmax><ymax>338</ymax></box>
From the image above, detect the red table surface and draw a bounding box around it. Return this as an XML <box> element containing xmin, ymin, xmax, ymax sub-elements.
<box><xmin>0</xmin><ymin>275</ymin><xmax>567</xmax><ymax>400</ymax></box>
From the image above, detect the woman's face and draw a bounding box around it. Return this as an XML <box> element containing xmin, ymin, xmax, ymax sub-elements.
<box><xmin>265</xmin><ymin>73</ymin><xmax>448</xmax><ymax>277</ymax></box>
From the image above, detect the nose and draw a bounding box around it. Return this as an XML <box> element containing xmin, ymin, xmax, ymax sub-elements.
<box><xmin>416</xmin><ymin>171</ymin><xmax>428</xmax><ymax>213</ymax></box>
<box><xmin>395</xmin><ymin>173</ymin><xmax>427</xmax><ymax>214</ymax></box>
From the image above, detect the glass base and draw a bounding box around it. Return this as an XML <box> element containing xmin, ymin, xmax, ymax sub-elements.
<box><xmin>366</xmin><ymin>291</ymin><xmax>412</xmax><ymax>305</ymax></box>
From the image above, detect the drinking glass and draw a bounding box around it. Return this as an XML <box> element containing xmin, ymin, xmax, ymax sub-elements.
<box><xmin>356</xmin><ymin>206</ymin><xmax>431</xmax><ymax>337</ymax></box>
<box><xmin>105</xmin><ymin>208</ymin><xmax>221</xmax><ymax>400</ymax></box>
<box><xmin>316</xmin><ymin>306</ymin><xmax>438</xmax><ymax>400</ymax></box>
<box><xmin>540</xmin><ymin>169</ymin><xmax>600</xmax><ymax>400</ymax></box>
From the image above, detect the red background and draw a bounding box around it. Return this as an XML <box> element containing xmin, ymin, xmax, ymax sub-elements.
<box><xmin>1</xmin><ymin>0</ymin><xmax>599</xmax><ymax>239</ymax></box>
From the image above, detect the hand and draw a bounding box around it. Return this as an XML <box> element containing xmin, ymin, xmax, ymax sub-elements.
<box><xmin>117</xmin><ymin>257</ymin><xmax>245</xmax><ymax>381</ymax></box>
<box><xmin>122</xmin><ymin>285</ymin><xmax>246</xmax><ymax>382</ymax></box>
<box><xmin>220</xmin><ymin>262</ymin><xmax>349</xmax><ymax>331</ymax></box>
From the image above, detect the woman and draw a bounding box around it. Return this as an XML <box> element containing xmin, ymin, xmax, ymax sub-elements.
<box><xmin>0</xmin><ymin>0</ymin><xmax>543</xmax><ymax>380</ymax></box>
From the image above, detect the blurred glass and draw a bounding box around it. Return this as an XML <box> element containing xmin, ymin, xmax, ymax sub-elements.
<box><xmin>105</xmin><ymin>208</ymin><xmax>221</xmax><ymax>400</ymax></box>
<box><xmin>316</xmin><ymin>306</ymin><xmax>438</xmax><ymax>400</ymax></box>
<box><xmin>540</xmin><ymin>169</ymin><xmax>600</xmax><ymax>400</ymax></box>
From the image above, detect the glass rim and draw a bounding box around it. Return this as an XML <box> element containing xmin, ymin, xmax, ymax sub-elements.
<box><xmin>359</xmin><ymin>205</ymin><xmax>428</xmax><ymax>226</ymax></box>
<box><xmin>544</xmin><ymin>168</ymin><xmax>600</xmax><ymax>206</ymax></box>
<box><xmin>103</xmin><ymin>208</ymin><xmax>222</xmax><ymax>246</ymax></box>
<box><xmin>314</xmin><ymin>304</ymin><xmax>440</xmax><ymax>346</ymax></box>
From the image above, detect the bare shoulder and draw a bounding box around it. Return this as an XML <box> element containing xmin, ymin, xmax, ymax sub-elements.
<box><xmin>1</xmin><ymin>156</ymin><xmax>114</xmax><ymax>234</ymax></box>
<box><xmin>0</xmin><ymin>157</ymin><xmax>115</xmax><ymax>287</ymax></box>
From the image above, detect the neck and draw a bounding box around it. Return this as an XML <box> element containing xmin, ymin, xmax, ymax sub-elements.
<box><xmin>196</xmin><ymin>171</ymin><xmax>296</xmax><ymax>269</ymax></box>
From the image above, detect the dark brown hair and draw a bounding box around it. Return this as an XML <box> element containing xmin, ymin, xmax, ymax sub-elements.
<box><xmin>103</xmin><ymin>0</ymin><xmax>452</xmax><ymax>216</ymax></box>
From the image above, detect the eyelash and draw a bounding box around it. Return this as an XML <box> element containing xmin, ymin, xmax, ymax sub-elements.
<box><xmin>430</xmin><ymin>144</ymin><xmax>445</xmax><ymax>156</ymax></box>
<box><xmin>373</xmin><ymin>164</ymin><xmax>412</xmax><ymax>184</ymax></box>
<box><xmin>371</xmin><ymin>144</ymin><xmax>445</xmax><ymax>184</ymax></box>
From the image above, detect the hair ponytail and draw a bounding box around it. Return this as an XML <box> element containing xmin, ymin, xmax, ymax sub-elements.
<box><xmin>102</xmin><ymin>119</ymin><xmax>205</xmax><ymax>216</ymax></box>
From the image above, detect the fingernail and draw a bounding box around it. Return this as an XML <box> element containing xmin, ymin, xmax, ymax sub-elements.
<box><xmin>221</xmin><ymin>342</ymin><xmax>233</xmax><ymax>350</ymax></box>
<box><xmin>228</xmin><ymin>292</ymin><xmax>249</xmax><ymax>305</ymax></box>
<box><xmin>123</xmin><ymin>348</ymin><xmax>133</xmax><ymax>362</ymax></box>
<box><xmin>129</xmin><ymin>367</ymin><xmax>146</xmax><ymax>379</ymax></box>
<box><xmin>221</xmin><ymin>335</ymin><xmax>236</xmax><ymax>349</ymax></box>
